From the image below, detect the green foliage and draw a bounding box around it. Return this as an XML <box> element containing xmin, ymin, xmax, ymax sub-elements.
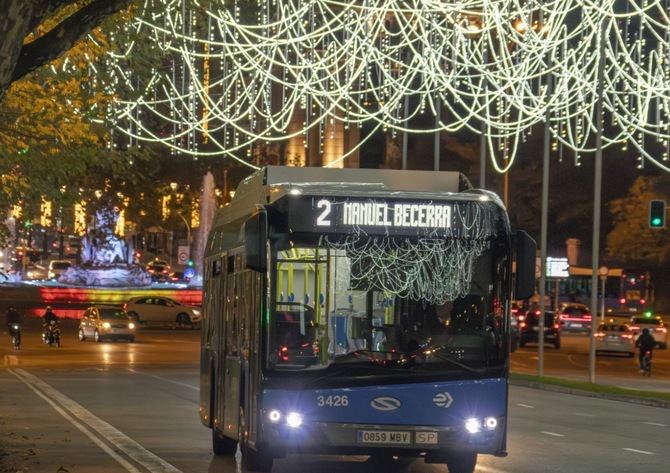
<box><xmin>606</xmin><ymin>176</ymin><xmax>670</xmax><ymax>265</ymax></box>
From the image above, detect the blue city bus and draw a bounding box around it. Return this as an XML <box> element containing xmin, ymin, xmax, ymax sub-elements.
<box><xmin>200</xmin><ymin>166</ymin><xmax>535</xmax><ymax>473</ymax></box>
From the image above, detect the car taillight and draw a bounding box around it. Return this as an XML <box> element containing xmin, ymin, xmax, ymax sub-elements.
<box><xmin>630</xmin><ymin>326</ymin><xmax>640</xmax><ymax>331</ymax></box>
<box><xmin>553</xmin><ymin>324</ymin><xmax>560</xmax><ymax>330</ymax></box>
<box><xmin>656</xmin><ymin>327</ymin><xmax>667</xmax><ymax>333</ymax></box>
<box><xmin>594</xmin><ymin>332</ymin><xmax>605</xmax><ymax>338</ymax></box>
<box><xmin>519</xmin><ymin>322</ymin><xmax>526</xmax><ymax>329</ymax></box>
<box><xmin>518</xmin><ymin>315</ymin><xmax>525</xmax><ymax>322</ymax></box>
<box><xmin>559</xmin><ymin>314</ymin><xmax>566</xmax><ymax>320</ymax></box>
<box><xmin>621</xmin><ymin>334</ymin><xmax>633</xmax><ymax>339</ymax></box>
<box><xmin>123</xmin><ymin>304</ymin><xmax>127</xmax><ymax>311</ymax></box>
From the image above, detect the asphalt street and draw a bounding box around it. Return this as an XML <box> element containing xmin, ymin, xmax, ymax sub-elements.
<box><xmin>1</xmin><ymin>320</ymin><xmax>669</xmax><ymax>473</ymax></box>
<box><xmin>511</xmin><ymin>332</ymin><xmax>670</xmax><ymax>391</ymax></box>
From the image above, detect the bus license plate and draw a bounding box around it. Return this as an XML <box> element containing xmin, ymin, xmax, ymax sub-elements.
<box><xmin>357</xmin><ymin>430</ymin><xmax>411</xmax><ymax>445</ymax></box>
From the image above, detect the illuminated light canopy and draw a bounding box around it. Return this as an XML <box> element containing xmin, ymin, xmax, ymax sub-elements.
<box><xmin>103</xmin><ymin>1</ymin><xmax>670</xmax><ymax>173</ymax></box>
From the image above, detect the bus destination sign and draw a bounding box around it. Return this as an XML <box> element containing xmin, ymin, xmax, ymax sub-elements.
<box><xmin>285</xmin><ymin>196</ymin><xmax>470</xmax><ymax>236</ymax></box>
<box><xmin>317</xmin><ymin>199</ymin><xmax>452</xmax><ymax>230</ymax></box>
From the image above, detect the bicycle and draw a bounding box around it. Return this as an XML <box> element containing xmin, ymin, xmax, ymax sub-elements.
<box><xmin>641</xmin><ymin>350</ymin><xmax>652</xmax><ymax>377</ymax></box>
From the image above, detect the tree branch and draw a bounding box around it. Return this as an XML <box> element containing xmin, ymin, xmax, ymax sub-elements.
<box><xmin>11</xmin><ymin>0</ymin><xmax>131</xmax><ymax>83</ymax></box>
<box><xmin>28</xmin><ymin>0</ymin><xmax>80</xmax><ymax>32</ymax></box>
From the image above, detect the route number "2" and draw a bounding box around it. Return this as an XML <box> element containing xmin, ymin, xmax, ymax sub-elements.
<box><xmin>317</xmin><ymin>395</ymin><xmax>349</xmax><ymax>407</ymax></box>
<box><xmin>316</xmin><ymin>199</ymin><xmax>332</xmax><ymax>226</ymax></box>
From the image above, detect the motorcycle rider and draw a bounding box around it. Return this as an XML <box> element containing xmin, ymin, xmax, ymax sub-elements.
<box><xmin>636</xmin><ymin>327</ymin><xmax>656</xmax><ymax>373</ymax></box>
<box><xmin>42</xmin><ymin>306</ymin><xmax>60</xmax><ymax>345</ymax></box>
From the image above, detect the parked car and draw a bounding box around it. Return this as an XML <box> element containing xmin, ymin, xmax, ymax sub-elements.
<box><xmin>48</xmin><ymin>260</ymin><xmax>71</xmax><ymax>280</ymax></box>
<box><xmin>557</xmin><ymin>302</ymin><xmax>592</xmax><ymax>333</ymax></box>
<box><xmin>78</xmin><ymin>305</ymin><xmax>136</xmax><ymax>342</ymax></box>
<box><xmin>518</xmin><ymin>310</ymin><xmax>561</xmax><ymax>349</ymax></box>
<box><xmin>594</xmin><ymin>323</ymin><xmax>635</xmax><ymax>356</ymax></box>
<box><xmin>629</xmin><ymin>315</ymin><xmax>667</xmax><ymax>349</ymax></box>
<box><xmin>124</xmin><ymin>296</ymin><xmax>201</xmax><ymax>327</ymax></box>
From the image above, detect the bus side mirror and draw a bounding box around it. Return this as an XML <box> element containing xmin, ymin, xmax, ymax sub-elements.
<box><xmin>514</xmin><ymin>230</ymin><xmax>536</xmax><ymax>300</ymax></box>
<box><xmin>245</xmin><ymin>211</ymin><xmax>267</xmax><ymax>272</ymax></box>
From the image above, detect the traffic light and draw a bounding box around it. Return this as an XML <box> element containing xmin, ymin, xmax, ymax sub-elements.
<box><xmin>649</xmin><ymin>200</ymin><xmax>666</xmax><ymax>228</ymax></box>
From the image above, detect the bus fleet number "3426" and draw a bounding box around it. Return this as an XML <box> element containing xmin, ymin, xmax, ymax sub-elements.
<box><xmin>317</xmin><ymin>395</ymin><xmax>349</xmax><ymax>407</ymax></box>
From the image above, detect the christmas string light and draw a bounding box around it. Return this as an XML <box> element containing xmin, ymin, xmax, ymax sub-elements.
<box><xmin>100</xmin><ymin>1</ymin><xmax>670</xmax><ymax>173</ymax></box>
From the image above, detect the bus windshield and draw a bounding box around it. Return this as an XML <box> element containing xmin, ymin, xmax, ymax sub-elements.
<box><xmin>268</xmin><ymin>234</ymin><xmax>509</xmax><ymax>376</ymax></box>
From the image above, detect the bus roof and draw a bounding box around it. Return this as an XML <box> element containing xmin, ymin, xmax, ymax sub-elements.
<box><xmin>214</xmin><ymin>166</ymin><xmax>486</xmax><ymax>229</ymax></box>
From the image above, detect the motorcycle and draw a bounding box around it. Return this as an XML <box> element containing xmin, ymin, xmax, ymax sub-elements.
<box><xmin>43</xmin><ymin>320</ymin><xmax>61</xmax><ymax>348</ymax></box>
<box><xmin>9</xmin><ymin>323</ymin><xmax>20</xmax><ymax>349</ymax></box>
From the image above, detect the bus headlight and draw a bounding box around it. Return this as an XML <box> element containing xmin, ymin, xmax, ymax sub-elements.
<box><xmin>268</xmin><ymin>410</ymin><xmax>281</xmax><ymax>423</ymax></box>
<box><xmin>484</xmin><ymin>417</ymin><xmax>498</xmax><ymax>430</ymax></box>
<box><xmin>286</xmin><ymin>412</ymin><xmax>303</xmax><ymax>428</ymax></box>
<box><xmin>465</xmin><ymin>418</ymin><xmax>481</xmax><ymax>434</ymax></box>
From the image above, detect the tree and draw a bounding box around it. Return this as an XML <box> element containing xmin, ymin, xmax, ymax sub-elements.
<box><xmin>606</xmin><ymin>176</ymin><xmax>670</xmax><ymax>266</ymax></box>
<box><xmin>0</xmin><ymin>0</ymin><xmax>131</xmax><ymax>99</ymax></box>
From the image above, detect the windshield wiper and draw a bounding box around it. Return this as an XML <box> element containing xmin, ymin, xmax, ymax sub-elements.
<box><xmin>409</xmin><ymin>346</ymin><xmax>484</xmax><ymax>375</ymax></box>
<box><xmin>332</xmin><ymin>349</ymin><xmax>397</xmax><ymax>363</ymax></box>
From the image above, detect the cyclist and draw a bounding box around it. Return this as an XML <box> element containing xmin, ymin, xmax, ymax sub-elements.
<box><xmin>636</xmin><ymin>328</ymin><xmax>655</xmax><ymax>373</ymax></box>
<box><xmin>5</xmin><ymin>306</ymin><xmax>22</xmax><ymax>329</ymax></box>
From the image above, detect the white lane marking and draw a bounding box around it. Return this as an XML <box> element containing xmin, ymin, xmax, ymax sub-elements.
<box><xmin>9</xmin><ymin>369</ymin><xmax>142</xmax><ymax>473</ymax></box>
<box><xmin>128</xmin><ymin>368</ymin><xmax>198</xmax><ymax>391</ymax></box>
<box><xmin>643</xmin><ymin>422</ymin><xmax>667</xmax><ymax>427</ymax></box>
<box><xmin>541</xmin><ymin>431</ymin><xmax>565</xmax><ymax>437</ymax></box>
<box><xmin>623</xmin><ymin>448</ymin><xmax>654</xmax><ymax>455</ymax></box>
<box><xmin>574</xmin><ymin>413</ymin><xmax>595</xmax><ymax>417</ymax></box>
<box><xmin>516</xmin><ymin>403</ymin><xmax>534</xmax><ymax>409</ymax></box>
<box><xmin>12</xmin><ymin>368</ymin><xmax>183</xmax><ymax>473</ymax></box>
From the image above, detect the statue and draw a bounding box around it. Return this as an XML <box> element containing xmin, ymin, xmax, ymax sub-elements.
<box><xmin>59</xmin><ymin>205</ymin><xmax>150</xmax><ymax>287</ymax></box>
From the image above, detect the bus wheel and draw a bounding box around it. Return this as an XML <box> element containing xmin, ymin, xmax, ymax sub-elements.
<box><xmin>243</xmin><ymin>445</ymin><xmax>273</xmax><ymax>472</ymax></box>
<box><xmin>446</xmin><ymin>452</ymin><xmax>477</xmax><ymax>473</ymax></box>
<box><xmin>212</xmin><ymin>430</ymin><xmax>237</xmax><ymax>455</ymax></box>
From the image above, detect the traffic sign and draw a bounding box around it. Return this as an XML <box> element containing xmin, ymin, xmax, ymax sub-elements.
<box><xmin>177</xmin><ymin>246</ymin><xmax>190</xmax><ymax>265</ymax></box>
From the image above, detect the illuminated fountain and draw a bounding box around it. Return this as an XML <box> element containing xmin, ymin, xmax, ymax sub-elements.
<box><xmin>192</xmin><ymin>171</ymin><xmax>216</xmax><ymax>279</ymax></box>
<box><xmin>59</xmin><ymin>207</ymin><xmax>151</xmax><ymax>287</ymax></box>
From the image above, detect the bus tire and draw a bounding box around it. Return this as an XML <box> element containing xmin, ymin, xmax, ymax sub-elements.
<box><xmin>212</xmin><ymin>430</ymin><xmax>237</xmax><ymax>455</ymax></box>
<box><xmin>243</xmin><ymin>445</ymin><xmax>273</xmax><ymax>472</ymax></box>
<box><xmin>446</xmin><ymin>452</ymin><xmax>477</xmax><ymax>473</ymax></box>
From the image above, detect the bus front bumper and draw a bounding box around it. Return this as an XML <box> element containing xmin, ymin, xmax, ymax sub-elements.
<box><xmin>262</xmin><ymin>418</ymin><xmax>506</xmax><ymax>456</ymax></box>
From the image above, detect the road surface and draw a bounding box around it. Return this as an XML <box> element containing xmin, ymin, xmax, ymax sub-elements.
<box><xmin>1</xmin><ymin>320</ymin><xmax>668</xmax><ymax>473</ymax></box>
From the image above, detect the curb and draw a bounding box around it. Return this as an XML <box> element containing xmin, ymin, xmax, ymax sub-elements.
<box><xmin>510</xmin><ymin>378</ymin><xmax>670</xmax><ymax>409</ymax></box>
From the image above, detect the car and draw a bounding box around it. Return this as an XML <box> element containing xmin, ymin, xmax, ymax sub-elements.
<box><xmin>557</xmin><ymin>302</ymin><xmax>592</xmax><ymax>333</ymax></box>
<box><xmin>48</xmin><ymin>260</ymin><xmax>71</xmax><ymax>280</ymax></box>
<box><xmin>124</xmin><ymin>296</ymin><xmax>201</xmax><ymax>327</ymax></box>
<box><xmin>629</xmin><ymin>314</ymin><xmax>667</xmax><ymax>349</ymax></box>
<box><xmin>78</xmin><ymin>305</ymin><xmax>136</xmax><ymax>342</ymax></box>
<box><xmin>518</xmin><ymin>310</ymin><xmax>561</xmax><ymax>349</ymax></box>
<box><xmin>168</xmin><ymin>271</ymin><xmax>190</xmax><ymax>284</ymax></box>
<box><xmin>146</xmin><ymin>260</ymin><xmax>171</xmax><ymax>282</ymax></box>
<box><xmin>24</xmin><ymin>264</ymin><xmax>47</xmax><ymax>280</ymax></box>
<box><xmin>594</xmin><ymin>323</ymin><xmax>635</xmax><ymax>356</ymax></box>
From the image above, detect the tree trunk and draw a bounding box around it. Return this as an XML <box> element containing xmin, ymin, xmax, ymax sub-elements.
<box><xmin>0</xmin><ymin>0</ymin><xmax>36</xmax><ymax>98</ymax></box>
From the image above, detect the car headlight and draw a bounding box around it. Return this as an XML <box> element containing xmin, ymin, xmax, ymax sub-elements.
<box><xmin>102</xmin><ymin>322</ymin><xmax>111</xmax><ymax>329</ymax></box>
<box><xmin>192</xmin><ymin>309</ymin><xmax>201</xmax><ymax>317</ymax></box>
<box><xmin>128</xmin><ymin>323</ymin><xmax>135</xmax><ymax>330</ymax></box>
